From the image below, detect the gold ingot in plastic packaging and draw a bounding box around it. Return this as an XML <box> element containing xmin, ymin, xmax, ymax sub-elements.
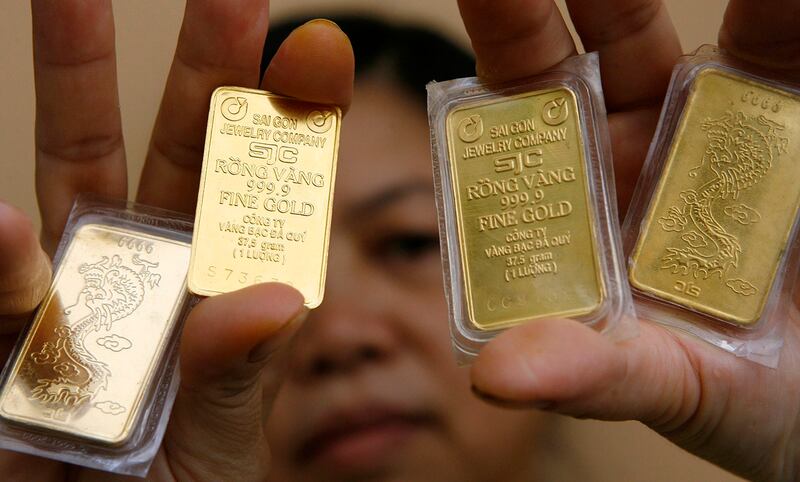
<box><xmin>630</xmin><ymin>68</ymin><xmax>800</xmax><ymax>326</ymax></box>
<box><xmin>0</xmin><ymin>224</ymin><xmax>190</xmax><ymax>444</ymax></box>
<box><xmin>189</xmin><ymin>87</ymin><xmax>341</xmax><ymax>307</ymax></box>
<box><xmin>446</xmin><ymin>87</ymin><xmax>605</xmax><ymax>331</ymax></box>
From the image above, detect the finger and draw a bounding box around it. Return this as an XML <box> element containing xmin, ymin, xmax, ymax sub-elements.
<box><xmin>0</xmin><ymin>452</ymin><xmax>64</xmax><ymax>481</ymax></box>
<box><xmin>137</xmin><ymin>0</ymin><xmax>270</xmax><ymax>213</ymax></box>
<box><xmin>719</xmin><ymin>1</ymin><xmax>800</xmax><ymax>72</ymax></box>
<box><xmin>564</xmin><ymin>0</ymin><xmax>681</xmax><ymax>111</ymax></box>
<box><xmin>472</xmin><ymin>318</ymin><xmax>800</xmax><ymax>480</ymax></box>
<box><xmin>164</xmin><ymin>283</ymin><xmax>306</xmax><ymax>481</ymax></box>
<box><xmin>0</xmin><ymin>202</ymin><xmax>51</xmax><ymax>329</ymax></box>
<box><xmin>31</xmin><ymin>0</ymin><xmax>126</xmax><ymax>253</ymax></box>
<box><xmin>471</xmin><ymin>319</ymin><xmax>704</xmax><ymax>430</ymax></box>
<box><xmin>608</xmin><ymin>106</ymin><xmax>662</xmax><ymax>214</ymax></box>
<box><xmin>261</xmin><ymin>19</ymin><xmax>355</xmax><ymax>111</ymax></box>
<box><xmin>457</xmin><ymin>0</ymin><xmax>577</xmax><ymax>81</ymax></box>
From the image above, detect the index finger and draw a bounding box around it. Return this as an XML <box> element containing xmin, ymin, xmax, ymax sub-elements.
<box><xmin>719</xmin><ymin>0</ymin><xmax>800</xmax><ymax>73</ymax></box>
<box><xmin>564</xmin><ymin>0</ymin><xmax>681</xmax><ymax>111</ymax></box>
<box><xmin>31</xmin><ymin>0</ymin><xmax>127</xmax><ymax>252</ymax></box>
<box><xmin>457</xmin><ymin>0</ymin><xmax>577</xmax><ymax>82</ymax></box>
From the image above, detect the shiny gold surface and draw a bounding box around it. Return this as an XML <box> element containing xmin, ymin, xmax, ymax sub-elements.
<box><xmin>189</xmin><ymin>87</ymin><xmax>341</xmax><ymax>306</ymax></box>
<box><xmin>0</xmin><ymin>224</ymin><xmax>190</xmax><ymax>444</ymax></box>
<box><xmin>630</xmin><ymin>68</ymin><xmax>800</xmax><ymax>325</ymax></box>
<box><xmin>446</xmin><ymin>88</ymin><xmax>605</xmax><ymax>331</ymax></box>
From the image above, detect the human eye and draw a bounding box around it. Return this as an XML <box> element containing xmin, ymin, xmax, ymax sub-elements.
<box><xmin>371</xmin><ymin>230</ymin><xmax>440</xmax><ymax>264</ymax></box>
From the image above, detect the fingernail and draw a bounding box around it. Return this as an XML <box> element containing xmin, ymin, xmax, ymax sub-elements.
<box><xmin>304</xmin><ymin>18</ymin><xmax>342</xmax><ymax>31</ymax></box>
<box><xmin>471</xmin><ymin>384</ymin><xmax>554</xmax><ymax>411</ymax></box>
<box><xmin>247</xmin><ymin>308</ymin><xmax>308</xmax><ymax>363</ymax></box>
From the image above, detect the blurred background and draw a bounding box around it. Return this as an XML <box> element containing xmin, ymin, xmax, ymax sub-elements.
<box><xmin>1</xmin><ymin>1</ymin><xmax>739</xmax><ymax>480</ymax></box>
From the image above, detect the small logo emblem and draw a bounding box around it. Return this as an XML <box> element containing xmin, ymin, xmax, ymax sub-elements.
<box><xmin>221</xmin><ymin>97</ymin><xmax>248</xmax><ymax>122</ymax></box>
<box><xmin>543</xmin><ymin>97</ymin><xmax>569</xmax><ymax>126</ymax></box>
<box><xmin>307</xmin><ymin>110</ymin><xmax>334</xmax><ymax>134</ymax></box>
<box><xmin>458</xmin><ymin>115</ymin><xmax>483</xmax><ymax>143</ymax></box>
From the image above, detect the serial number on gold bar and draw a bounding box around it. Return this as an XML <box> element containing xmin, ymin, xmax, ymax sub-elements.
<box><xmin>447</xmin><ymin>87</ymin><xmax>605</xmax><ymax>331</ymax></box>
<box><xmin>189</xmin><ymin>87</ymin><xmax>341</xmax><ymax>306</ymax></box>
<box><xmin>630</xmin><ymin>68</ymin><xmax>800</xmax><ymax>326</ymax></box>
<box><xmin>0</xmin><ymin>223</ymin><xmax>189</xmax><ymax>445</ymax></box>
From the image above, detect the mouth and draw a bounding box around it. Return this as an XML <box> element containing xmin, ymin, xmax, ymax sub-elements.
<box><xmin>297</xmin><ymin>406</ymin><xmax>439</xmax><ymax>470</ymax></box>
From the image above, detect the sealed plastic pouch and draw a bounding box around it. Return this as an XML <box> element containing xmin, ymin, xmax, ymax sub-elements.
<box><xmin>624</xmin><ymin>46</ymin><xmax>800</xmax><ymax>367</ymax></box>
<box><xmin>0</xmin><ymin>195</ymin><xmax>193</xmax><ymax>475</ymax></box>
<box><xmin>428</xmin><ymin>53</ymin><xmax>636</xmax><ymax>362</ymax></box>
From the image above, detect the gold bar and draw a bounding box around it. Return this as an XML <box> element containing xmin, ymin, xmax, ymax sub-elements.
<box><xmin>630</xmin><ymin>68</ymin><xmax>800</xmax><ymax>325</ymax></box>
<box><xmin>446</xmin><ymin>87</ymin><xmax>605</xmax><ymax>331</ymax></box>
<box><xmin>189</xmin><ymin>87</ymin><xmax>341</xmax><ymax>307</ymax></box>
<box><xmin>0</xmin><ymin>224</ymin><xmax>190</xmax><ymax>445</ymax></box>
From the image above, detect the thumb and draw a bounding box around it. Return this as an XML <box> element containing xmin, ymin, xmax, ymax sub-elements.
<box><xmin>471</xmin><ymin>318</ymin><xmax>800</xmax><ymax>481</ymax></box>
<box><xmin>0</xmin><ymin>202</ymin><xmax>51</xmax><ymax>329</ymax></box>
<box><xmin>470</xmin><ymin>318</ymin><xmax>702</xmax><ymax>432</ymax></box>
<box><xmin>164</xmin><ymin>283</ymin><xmax>307</xmax><ymax>481</ymax></box>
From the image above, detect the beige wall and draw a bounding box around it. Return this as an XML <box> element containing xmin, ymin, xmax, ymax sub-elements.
<box><xmin>0</xmin><ymin>1</ymin><xmax>738</xmax><ymax>481</ymax></box>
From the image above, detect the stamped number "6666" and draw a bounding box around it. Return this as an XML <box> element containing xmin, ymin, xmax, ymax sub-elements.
<box><xmin>118</xmin><ymin>236</ymin><xmax>154</xmax><ymax>254</ymax></box>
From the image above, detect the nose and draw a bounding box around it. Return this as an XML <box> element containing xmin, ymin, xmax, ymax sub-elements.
<box><xmin>290</xmin><ymin>309</ymin><xmax>397</xmax><ymax>381</ymax></box>
<box><xmin>287</xmin><ymin>240</ymin><xmax>400</xmax><ymax>383</ymax></box>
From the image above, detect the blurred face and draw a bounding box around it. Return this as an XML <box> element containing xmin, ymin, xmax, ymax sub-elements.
<box><xmin>266</xmin><ymin>78</ymin><xmax>549</xmax><ymax>482</ymax></box>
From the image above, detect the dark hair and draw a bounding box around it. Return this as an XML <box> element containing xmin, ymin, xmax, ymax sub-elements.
<box><xmin>261</xmin><ymin>15</ymin><xmax>475</xmax><ymax>103</ymax></box>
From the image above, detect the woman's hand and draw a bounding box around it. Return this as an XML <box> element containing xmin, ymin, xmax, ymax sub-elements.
<box><xmin>459</xmin><ymin>0</ymin><xmax>800</xmax><ymax>480</ymax></box>
<box><xmin>0</xmin><ymin>1</ymin><xmax>353</xmax><ymax>480</ymax></box>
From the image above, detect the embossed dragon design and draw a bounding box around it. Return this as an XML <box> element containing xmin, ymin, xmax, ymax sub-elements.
<box><xmin>27</xmin><ymin>254</ymin><xmax>161</xmax><ymax>409</ymax></box>
<box><xmin>658</xmin><ymin>110</ymin><xmax>788</xmax><ymax>295</ymax></box>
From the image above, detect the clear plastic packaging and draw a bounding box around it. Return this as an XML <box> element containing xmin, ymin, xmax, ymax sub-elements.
<box><xmin>623</xmin><ymin>46</ymin><xmax>800</xmax><ymax>367</ymax></box>
<box><xmin>428</xmin><ymin>53</ymin><xmax>637</xmax><ymax>362</ymax></box>
<box><xmin>0</xmin><ymin>195</ymin><xmax>193</xmax><ymax>475</ymax></box>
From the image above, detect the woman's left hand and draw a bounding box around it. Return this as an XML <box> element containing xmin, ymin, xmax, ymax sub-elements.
<box><xmin>458</xmin><ymin>1</ymin><xmax>800</xmax><ymax>480</ymax></box>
